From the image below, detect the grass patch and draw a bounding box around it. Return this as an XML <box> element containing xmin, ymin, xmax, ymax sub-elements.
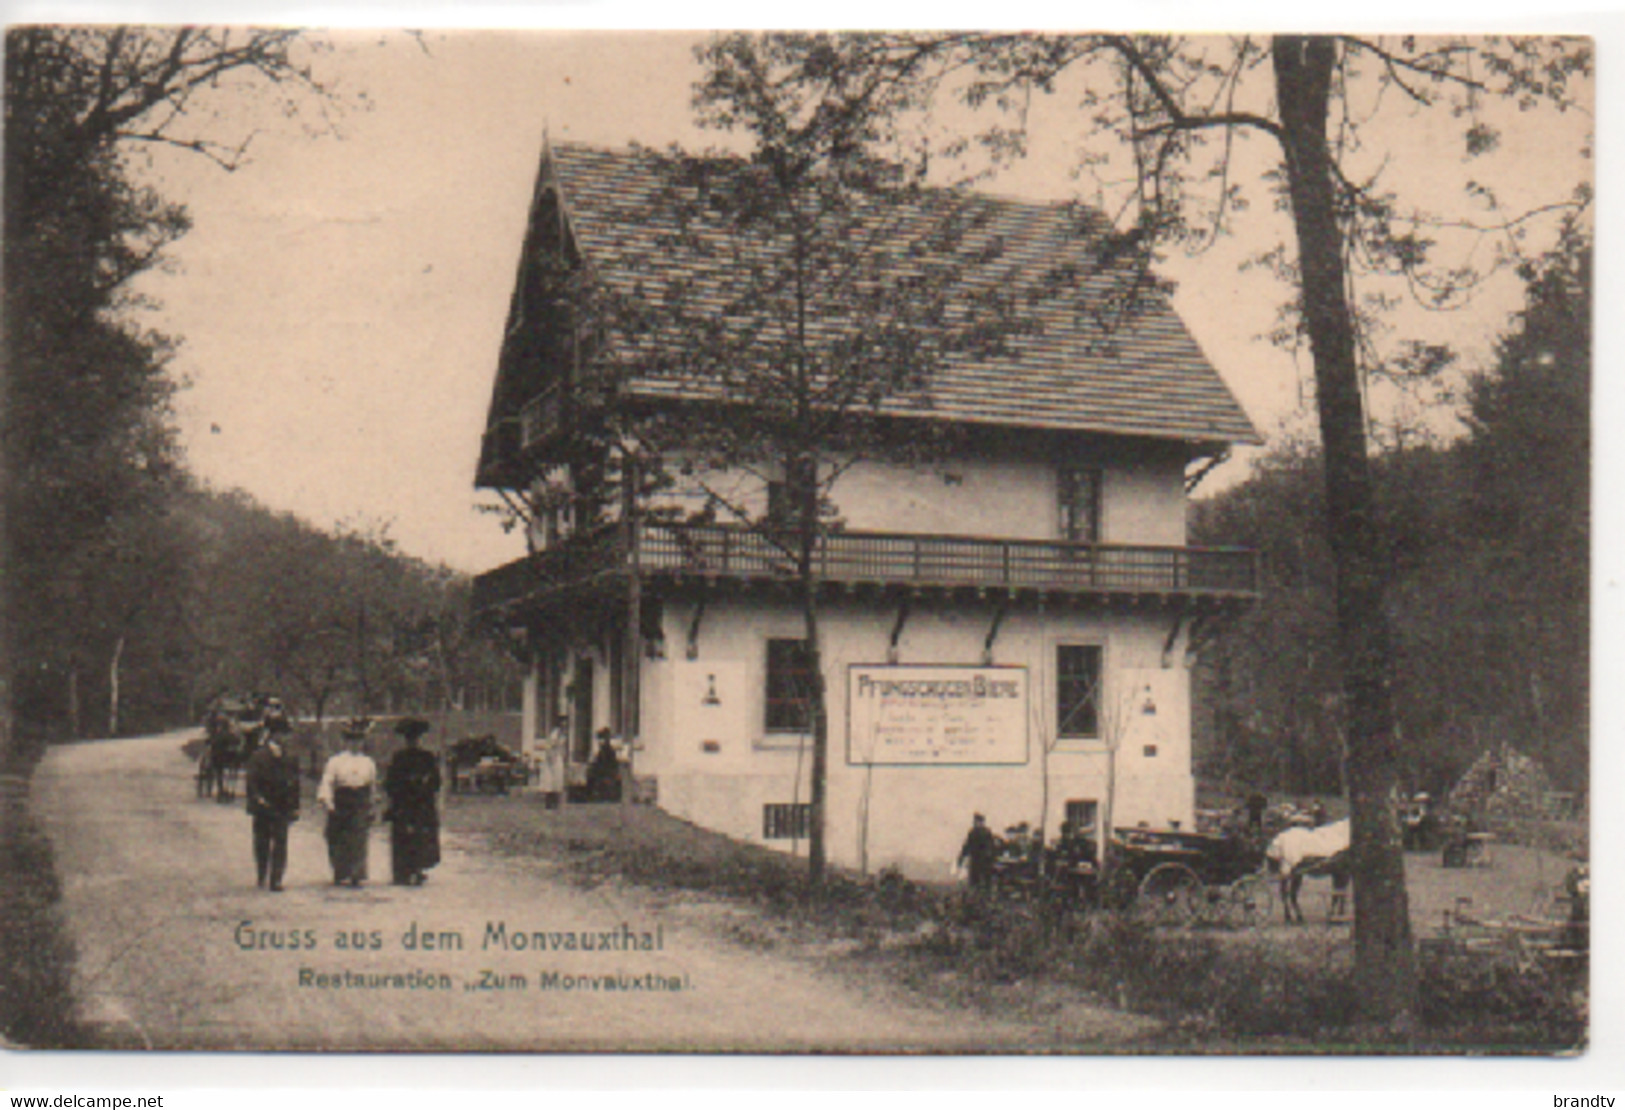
<box><xmin>871</xmin><ymin>903</ymin><xmax>1580</xmax><ymax>1051</ymax></box>
<box><xmin>451</xmin><ymin>795</ymin><xmax>1584</xmax><ymax>1051</ymax></box>
<box><xmin>0</xmin><ymin>739</ymin><xmax>86</xmax><ymax>1047</ymax></box>
<box><xmin>1416</xmin><ymin>947</ymin><xmax>1586</xmax><ymax>1050</ymax></box>
<box><xmin>463</xmin><ymin>799</ymin><xmax>949</xmax><ymax>941</ymax></box>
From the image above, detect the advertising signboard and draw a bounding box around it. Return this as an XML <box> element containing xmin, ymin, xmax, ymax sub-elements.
<box><xmin>846</xmin><ymin>664</ymin><xmax>1029</xmax><ymax>765</ymax></box>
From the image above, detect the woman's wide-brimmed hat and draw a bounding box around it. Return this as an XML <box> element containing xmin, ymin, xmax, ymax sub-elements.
<box><xmin>340</xmin><ymin>717</ymin><xmax>372</xmax><ymax>741</ymax></box>
<box><xmin>394</xmin><ymin>717</ymin><xmax>431</xmax><ymax>741</ymax></box>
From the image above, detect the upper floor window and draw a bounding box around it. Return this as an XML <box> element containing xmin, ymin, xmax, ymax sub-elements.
<box><xmin>1056</xmin><ymin>643</ymin><xmax>1103</xmax><ymax>740</ymax></box>
<box><xmin>766</xmin><ymin>480</ymin><xmax>794</xmax><ymax>526</ymax></box>
<box><xmin>765</xmin><ymin>638</ymin><xmax>815</xmax><ymax>733</ymax></box>
<box><xmin>765</xmin><ymin>458</ymin><xmax>819</xmax><ymax>528</ymax></box>
<box><xmin>1058</xmin><ymin>466</ymin><xmax>1102</xmax><ymax>543</ymax></box>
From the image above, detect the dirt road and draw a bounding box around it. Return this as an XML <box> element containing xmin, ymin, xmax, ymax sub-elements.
<box><xmin>33</xmin><ymin>732</ymin><xmax>1145</xmax><ymax>1051</ymax></box>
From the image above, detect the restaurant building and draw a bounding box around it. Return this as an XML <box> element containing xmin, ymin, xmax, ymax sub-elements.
<box><xmin>471</xmin><ymin>142</ymin><xmax>1260</xmax><ymax>876</ymax></box>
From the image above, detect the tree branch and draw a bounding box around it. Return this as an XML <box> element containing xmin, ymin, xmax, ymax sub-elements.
<box><xmin>1340</xmin><ymin>36</ymin><xmax>1488</xmax><ymax>101</ymax></box>
<box><xmin>1108</xmin><ymin>34</ymin><xmax>1285</xmax><ymax>143</ymax></box>
<box><xmin>113</xmin><ymin>129</ymin><xmax>255</xmax><ymax>171</ymax></box>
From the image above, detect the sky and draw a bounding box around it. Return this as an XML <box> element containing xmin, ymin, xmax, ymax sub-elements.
<box><xmin>108</xmin><ymin>27</ymin><xmax>1598</xmax><ymax>575</ymax></box>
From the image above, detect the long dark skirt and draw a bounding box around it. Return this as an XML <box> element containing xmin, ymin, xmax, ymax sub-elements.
<box><xmin>389</xmin><ymin>817</ymin><xmax>440</xmax><ymax>884</ymax></box>
<box><xmin>325</xmin><ymin>785</ymin><xmax>371</xmax><ymax>884</ymax></box>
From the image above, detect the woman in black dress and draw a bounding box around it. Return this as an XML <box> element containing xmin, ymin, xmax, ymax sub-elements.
<box><xmin>384</xmin><ymin>717</ymin><xmax>442</xmax><ymax>886</ymax></box>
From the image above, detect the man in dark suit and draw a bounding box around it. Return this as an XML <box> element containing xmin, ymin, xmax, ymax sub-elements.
<box><xmin>958</xmin><ymin>813</ymin><xmax>999</xmax><ymax>893</ymax></box>
<box><xmin>244</xmin><ymin>716</ymin><xmax>301</xmax><ymax>891</ymax></box>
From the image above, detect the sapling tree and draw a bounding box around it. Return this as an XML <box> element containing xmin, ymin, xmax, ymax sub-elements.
<box><xmin>590</xmin><ymin>34</ymin><xmax>1022</xmax><ymax>882</ymax></box>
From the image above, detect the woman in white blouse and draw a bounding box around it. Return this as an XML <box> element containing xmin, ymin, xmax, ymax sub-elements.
<box><xmin>318</xmin><ymin>720</ymin><xmax>378</xmax><ymax>886</ymax></box>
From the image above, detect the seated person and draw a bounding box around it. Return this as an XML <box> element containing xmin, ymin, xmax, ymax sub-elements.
<box><xmin>584</xmin><ymin>728</ymin><xmax>623</xmax><ymax>802</ymax></box>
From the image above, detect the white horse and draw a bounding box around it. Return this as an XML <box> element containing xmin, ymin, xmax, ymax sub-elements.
<box><xmin>1267</xmin><ymin>820</ymin><xmax>1351</xmax><ymax>924</ymax></box>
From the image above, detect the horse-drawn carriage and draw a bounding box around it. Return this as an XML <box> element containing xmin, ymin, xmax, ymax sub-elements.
<box><xmin>196</xmin><ymin>699</ymin><xmax>263</xmax><ymax>801</ymax></box>
<box><xmin>1110</xmin><ymin>827</ymin><xmax>1277</xmax><ymax>927</ymax></box>
<box><xmin>981</xmin><ymin>823</ymin><xmax>1274</xmax><ymax>928</ymax></box>
<box><xmin>447</xmin><ymin>735</ymin><xmax>526</xmax><ymax>794</ymax></box>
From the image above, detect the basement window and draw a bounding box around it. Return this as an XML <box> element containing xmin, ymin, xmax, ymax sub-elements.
<box><xmin>763</xmin><ymin>803</ymin><xmax>812</xmax><ymax>840</ymax></box>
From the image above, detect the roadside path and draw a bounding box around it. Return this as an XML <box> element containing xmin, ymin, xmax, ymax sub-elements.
<box><xmin>34</xmin><ymin>732</ymin><xmax>1147</xmax><ymax>1051</ymax></box>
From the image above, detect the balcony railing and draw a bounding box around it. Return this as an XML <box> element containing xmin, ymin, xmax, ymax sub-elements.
<box><xmin>514</xmin><ymin>382</ymin><xmax>613</xmax><ymax>460</ymax></box>
<box><xmin>518</xmin><ymin>386</ymin><xmax>567</xmax><ymax>451</ymax></box>
<box><xmin>474</xmin><ymin>521</ymin><xmax>1258</xmax><ymax>616</ymax></box>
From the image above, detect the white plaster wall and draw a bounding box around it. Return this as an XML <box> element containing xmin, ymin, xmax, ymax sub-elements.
<box><xmin>1104</xmin><ymin>464</ymin><xmax>1187</xmax><ymax>546</ymax></box>
<box><xmin>638</xmin><ymin>449</ymin><xmax>1188</xmax><ymax>546</ymax></box>
<box><xmin>634</xmin><ymin>650</ymin><xmax>671</xmax><ymax>774</ymax></box>
<box><xmin>829</xmin><ymin>458</ymin><xmax>1054</xmax><ymax>538</ymax></box>
<box><xmin>639</xmin><ymin>595</ymin><xmax>1195</xmax><ymax>878</ymax></box>
<box><xmin>643</xmin><ymin>465</ymin><xmax>767</xmax><ymax>523</ymax></box>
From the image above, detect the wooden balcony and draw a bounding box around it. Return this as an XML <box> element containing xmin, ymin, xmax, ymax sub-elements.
<box><xmin>476</xmin><ymin>386</ymin><xmax>590</xmax><ymax>488</ymax></box>
<box><xmin>518</xmin><ymin>386</ymin><xmax>567</xmax><ymax>451</ymax></box>
<box><xmin>474</xmin><ymin>521</ymin><xmax>1258</xmax><ymax>618</ymax></box>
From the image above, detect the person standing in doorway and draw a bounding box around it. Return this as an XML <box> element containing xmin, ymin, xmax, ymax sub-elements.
<box><xmin>540</xmin><ymin>714</ymin><xmax>569</xmax><ymax>808</ymax></box>
<box><xmin>318</xmin><ymin>719</ymin><xmax>377</xmax><ymax>887</ymax></box>
<box><xmin>244</xmin><ymin>715</ymin><xmax>301</xmax><ymax>891</ymax></box>
<box><xmin>585</xmin><ymin>727</ymin><xmax>622</xmax><ymax>802</ymax></box>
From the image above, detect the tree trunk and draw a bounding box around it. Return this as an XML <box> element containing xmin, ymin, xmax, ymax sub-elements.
<box><xmin>67</xmin><ymin>661</ymin><xmax>81</xmax><ymax>741</ymax></box>
<box><xmin>1274</xmin><ymin>35</ymin><xmax>1416</xmax><ymax>1023</ymax></box>
<box><xmin>1100</xmin><ymin>730</ymin><xmax>1118</xmax><ymax>872</ymax></box>
<box><xmin>801</xmin><ymin>489</ymin><xmax>829</xmax><ymax>886</ymax></box>
<box><xmin>108</xmin><ymin>634</ymin><xmax>125</xmax><ymax>738</ymax></box>
<box><xmin>622</xmin><ymin>451</ymin><xmax>643</xmax><ymax>784</ymax></box>
<box><xmin>433</xmin><ymin>625</ymin><xmax>458</xmax><ymax>719</ymax></box>
<box><xmin>355</xmin><ymin>602</ymin><xmax>369</xmax><ymax>714</ymax></box>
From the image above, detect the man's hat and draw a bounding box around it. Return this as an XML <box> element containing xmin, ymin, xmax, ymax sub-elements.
<box><xmin>394</xmin><ymin>717</ymin><xmax>431</xmax><ymax>741</ymax></box>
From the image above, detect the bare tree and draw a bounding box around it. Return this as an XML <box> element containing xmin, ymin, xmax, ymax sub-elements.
<box><xmin>739</xmin><ymin>30</ymin><xmax>1588</xmax><ymax>1021</ymax></box>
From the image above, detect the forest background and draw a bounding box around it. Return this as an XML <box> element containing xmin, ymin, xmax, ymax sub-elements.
<box><xmin>1192</xmin><ymin>232</ymin><xmax>1588</xmax><ymax>801</ymax></box>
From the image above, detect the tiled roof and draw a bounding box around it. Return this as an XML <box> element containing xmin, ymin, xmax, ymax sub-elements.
<box><xmin>540</xmin><ymin>142</ymin><xmax>1260</xmax><ymax>448</ymax></box>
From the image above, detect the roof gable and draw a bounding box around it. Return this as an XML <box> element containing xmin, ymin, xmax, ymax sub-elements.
<box><xmin>482</xmin><ymin>141</ymin><xmax>1261</xmax><ymax>472</ymax></box>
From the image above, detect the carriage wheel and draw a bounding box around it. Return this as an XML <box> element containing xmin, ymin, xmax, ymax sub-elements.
<box><xmin>1186</xmin><ymin>881</ymin><xmax>1230</xmax><ymax>928</ymax></box>
<box><xmin>1136</xmin><ymin>863</ymin><xmax>1203</xmax><ymax>927</ymax></box>
<box><xmin>1226</xmin><ymin>873</ymin><xmax>1276</xmax><ymax>929</ymax></box>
